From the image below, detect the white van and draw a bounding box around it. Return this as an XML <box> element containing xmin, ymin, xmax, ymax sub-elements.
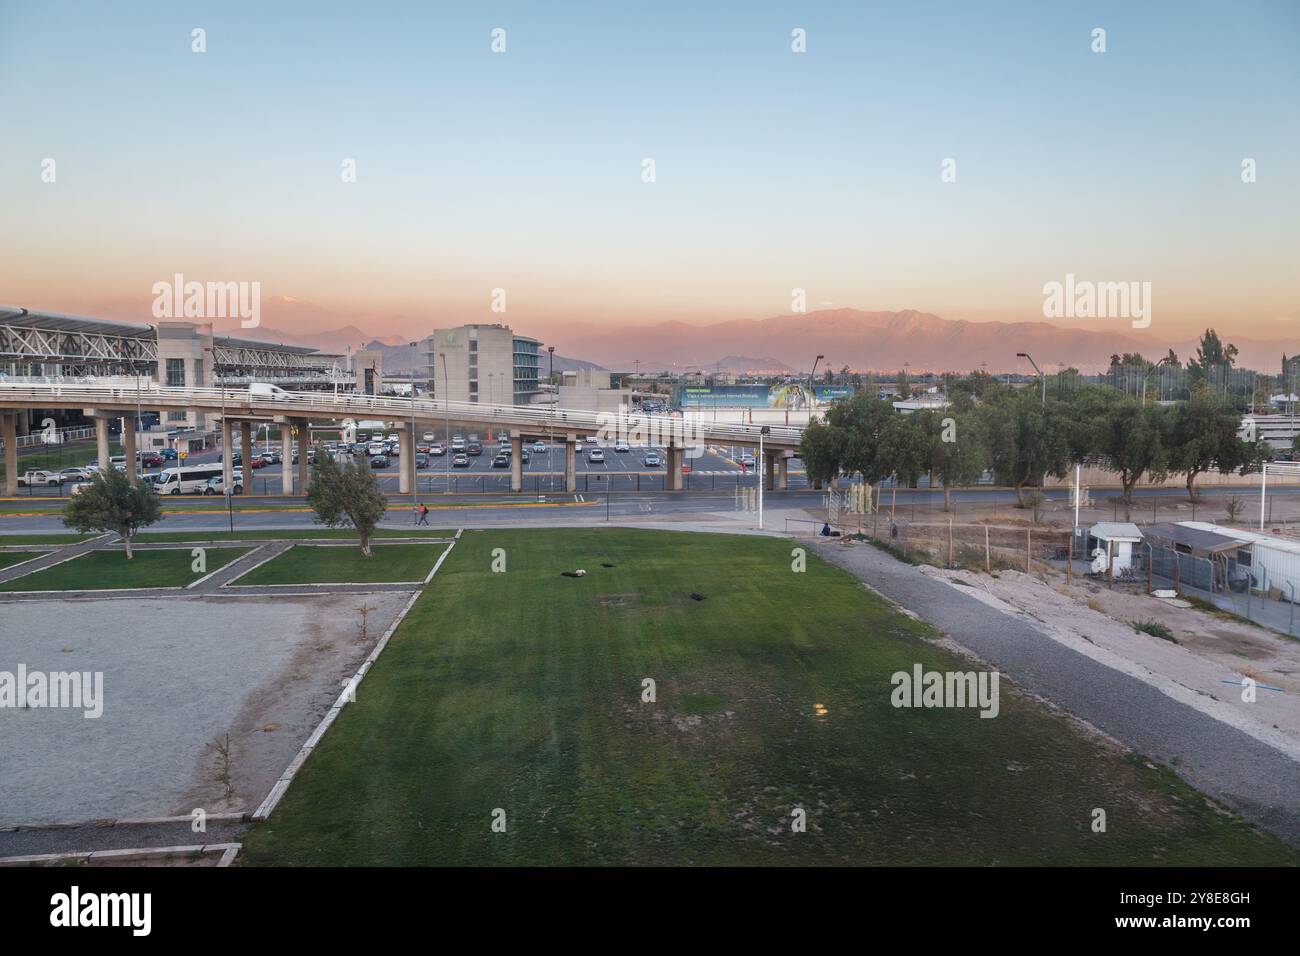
<box><xmin>250</xmin><ymin>383</ymin><xmax>291</xmax><ymax>401</ymax></box>
<box><xmin>153</xmin><ymin>464</ymin><xmax>226</xmax><ymax>495</ymax></box>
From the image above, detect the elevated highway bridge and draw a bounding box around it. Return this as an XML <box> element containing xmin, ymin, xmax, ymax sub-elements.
<box><xmin>0</xmin><ymin>381</ymin><xmax>804</xmax><ymax>496</ymax></box>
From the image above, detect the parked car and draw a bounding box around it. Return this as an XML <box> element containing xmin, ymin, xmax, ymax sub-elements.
<box><xmin>532</xmin><ymin>441</ymin><xmax>546</xmax><ymax>452</ymax></box>
<box><xmin>369</xmin><ymin>454</ymin><xmax>390</xmax><ymax>468</ymax></box>
<box><xmin>422</xmin><ymin>432</ymin><xmax>437</xmax><ymax>442</ymax></box>
<box><xmin>452</xmin><ymin>454</ymin><xmax>470</xmax><ymax>468</ymax></box>
<box><xmin>415</xmin><ymin>453</ymin><xmax>429</xmax><ymax>468</ymax></box>
<box><xmin>161</xmin><ymin>448</ymin><xmax>178</xmax><ymax>460</ymax></box>
<box><xmin>520</xmin><ymin>450</ymin><xmax>530</xmax><ymax>463</ymax></box>
<box><xmin>203</xmin><ymin>476</ymin><xmax>244</xmax><ymax>495</ymax></box>
<box><xmin>138</xmin><ymin>451</ymin><xmax>163</xmax><ymax>468</ymax></box>
<box><xmin>59</xmin><ymin>467</ymin><xmax>92</xmax><ymax>482</ymax></box>
<box><xmin>17</xmin><ymin>470</ymin><xmax>62</xmax><ymax>487</ymax></box>
<box><xmin>614</xmin><ymin>442</ymin><xmax>631</xmax><ymax>453</ymax></box>
<box><xmin>588</xmin><ymin>449</ymin><xmax>605</xmax><ymax>463</ymax></box>
<box><xmin>739</xmin><ymin>454</ymin><xmax>756</xmax><ymax>467</ymax></box>
<box><xmin>492</xmin><ymin>454</ymin><xmax>510</xmax><ymax>468</ymax></box>
<box><xmin>429</xmin><ymin>442</ymin><xmax>446</xmax><ymax>456</ymax></box>
<box><xmin>644</xmin><ymin>453</ymin><xmax>662</xmax><ymax>467</ymax></box>
<box><xmin>263</xmin><ymin>451</ymin><xmax>282</xmax><ymax>465</ymax></box>
<box><xmin>466</xmin><ymin>442</ymin><xmax>483</xmax><ymax>456</ymax></box>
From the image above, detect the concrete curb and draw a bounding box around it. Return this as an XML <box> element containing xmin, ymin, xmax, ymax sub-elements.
<box><xmin>0</xmin><ymin>812</ymin><xmax>248</xmax><ymax>833</ymax></box>
<box><xmin>0</xmin><ymin>842</ymin><xmax>241</xmax><ymax>867</ymax></box>
<box><xmin>250</xmin><ymin>531</ymin><xmax>460</xmax><ymax>822</ymax></box>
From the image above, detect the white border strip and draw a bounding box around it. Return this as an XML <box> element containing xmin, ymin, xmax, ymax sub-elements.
<box><xmin>0</xmin><ymin>842</ymin><xmax>241</xmax><ymax>868</ymax></box>
<box><xmin>251</xmin><ymin>532</ymin><xmax>461</xmax><ymax>821</ymax></box>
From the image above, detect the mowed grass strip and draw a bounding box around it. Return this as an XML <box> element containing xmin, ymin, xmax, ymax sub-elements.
<box><xmin>232</xmin><ymin>543</ymin><xmax>443</xmax><ymax>585</ymax></box>
<box><xmin>135</xmin><ymin>529</ymin><xmax>452</xmax><ymax>543</ymax></box>
<box><xmin>0</xmin><ymin>551</ymin><xmax>42</xmax><ymax>571</ymax></box>
<box><xmin>239</xmin><ymin>529</ymin><xmax>1298</xmax><ymax>866</ymax></box>
<box><xmin>0</xmin><ymin>547</ymin><xmax>250</xmax><ymax>591</ymax></box>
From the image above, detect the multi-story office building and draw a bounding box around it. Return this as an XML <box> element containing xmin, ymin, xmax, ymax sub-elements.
<box><xmin>423</xmin><ymin>324</ymin><xmax>540</xmax><ymax>405</ymax></box>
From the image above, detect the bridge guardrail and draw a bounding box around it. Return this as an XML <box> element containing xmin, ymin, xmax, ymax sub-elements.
<box><xmin>0</xmin><ymin>382</ymin><xmax>805</xmax><ymax>446</ymax></box>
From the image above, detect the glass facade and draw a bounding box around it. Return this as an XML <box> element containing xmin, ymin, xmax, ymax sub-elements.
<box><xmin>513</xmin><ymin>337</ymin><xmax>540</xmax><ymax>404</ymax></box>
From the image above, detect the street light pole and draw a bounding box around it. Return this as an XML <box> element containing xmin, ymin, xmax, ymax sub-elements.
<box><xmin>441</xmin><ymin>352</ymin><xmax>451</xmax><ymax>494</ymax></box>
<box><xmin>809</xmin><ymin>354</ymin><xmax>824</xmax><ymax>405</ymax></box>
<box><xmin>1017</xmin><ymin>352</ymin><xmax>1046</xmax><ymax>404</ymax></box>
<box><xmin>758</xmin><ymin>425</ymin><xmax>771</xmax><ymax>530</ymax></box>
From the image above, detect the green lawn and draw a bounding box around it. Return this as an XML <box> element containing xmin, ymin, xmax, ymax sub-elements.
<box><xmin>135</xmin><ymin>529</ymin><xmax>452</xmax><ymax>543</ymax></box>
<box><xmin>0</xmin><ymin>546</ymin><xmax>250</xmax><ymax>591</ymax></box>
<box><xmin>239</xmin><ymin>529</ymin><xmax>1297</xmax><ymax>866</ymax></box>
<box><xmin>232</xmin><ymin>543</ymin><xmax>444</xmax><ymax>585</ymax></box>
<box><xmin>0</xmin><ymin>551</ymin><xmax>41</xmax><ymax>571</ymax></box>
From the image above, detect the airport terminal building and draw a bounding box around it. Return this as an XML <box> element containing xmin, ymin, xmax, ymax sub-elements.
<box><xmin>0</xmin><ymin>306</ymin><xmax>341</xmax><ymax>433</ymax></box>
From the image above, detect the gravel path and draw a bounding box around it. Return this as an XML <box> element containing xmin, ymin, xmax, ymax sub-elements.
<box><xmin>812</xmin><ymin>539</ymin><xmax>1300</xmax><ymax>847</ymax></box>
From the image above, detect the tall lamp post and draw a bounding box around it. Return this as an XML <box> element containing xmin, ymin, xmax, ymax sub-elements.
<box><xmin>809</xmin><ymin>354</ymin><xmax>824</xmax><ymax>406</ymax></box>
<box><xmin>441</xmin><ymin>352</ymin><xmax>452</xmax><ymax>493</ymax></box>
<box><xmin>547</xmin><ymin>347</ymin><xmax>556</xmax><ymax>472</ymax></box>
<box><xmin>758</xmin><ymin>425</ymin><xmax>771</xmax><ymax>530</ymax></box>
<box><xmin>409</xmin><ymin>342</ymin><xmax>419</xmax><ymax>506</ymax></box>
<box><xmin>1017</xmin><ymin>352</ymin><xmax>1046</xmax><ymax>404</ymax></box>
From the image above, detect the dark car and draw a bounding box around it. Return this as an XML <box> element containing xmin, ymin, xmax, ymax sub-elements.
<box><xmin>520</xmin><ymin>449</ymin><xmax>530</xmax><ymax>463</ymax></box>
<box><xmin>467</xmin><ymin>442</ymin><xmax>483</xmax><ymax>456</ymax></box>
<box><xmin>415</xmin><ymin>453</ymin><xmax>429</xmax><ymax>468</ymax></box>
<box><xmin>161</xmin><ymin>448</ymin><xmax>179</xmax><ymax>460</ymax></box>
<box><xmin>492</xmin><ymin>454</ymin><xmax>509</xmax><ymax>468</ymax></box>
<box><xmin>369</xmin><ymin>454</ymin><xmax>390</xmax><ymax>468</ymax></box>
<box><xmin>138</xmin><ymin>451</ymin><xmax>163</xmax><ymax>468</ymax></box>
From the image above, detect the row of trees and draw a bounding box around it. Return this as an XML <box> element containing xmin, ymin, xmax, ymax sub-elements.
<box><xmin>799</xmin><ymin>382</ymin><xmax>1271</xmax><ymax>517</ymax></box>
<box><xmin>63</xmin><ymin>454</ymin><xmax>388</xmax><ymax>557</ymax></box>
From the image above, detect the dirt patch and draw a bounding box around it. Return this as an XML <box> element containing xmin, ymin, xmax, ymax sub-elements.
<box><xmin>919</xmin><ymin>566</ymin><xmax>1300</xmax><ymax>760</ymax></box>
<box><xmin>173</xmin><ymin>591</ymin><xmax>414</xmax><ymax>816</ymax></box>
<box><xmin>599</xmin><ymin>593</ymin><xmax>638</xmax><ymax>609</ymax></box>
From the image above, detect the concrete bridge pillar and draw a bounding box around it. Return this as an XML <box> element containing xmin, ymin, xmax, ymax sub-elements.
<box><xmin>564</xmin><ymin>436</ymin><xmax>577</xmax><ymax>493</ymax></box>
<box><xmin>776</xmin><ymin>452</ymin><xmax>790</xmax><ymax>491</ymax></box>
<box><xmin>95</xmin><ymin>417</ymin><xmax>110</xmax><ymax>470</ymax></box>
<box><xmin>510</xmin><ymin>435</ymin><xmax>523</xmax><ymax>492</ymax></box>
<box><xmin>295</xmin><ymin>419</ymin><xmax>310</xmax><ymax>493</ymax></box>
<box><xmin>122</xmin><ymin>416</ymin><xmax>137</xmax><ymax>479</ymax></box>
<box><xmin>2</xmin><ymin>413</ymin><xmax>17</xmax><ymax>496</ymax></box>
<box><xmin>398</xmin><ymin>429</ymin><xmax>415</xmax><ymax>495</ymax></box>
<box><xmin>220</xmin><ymin>418</ymin><xmax>234</xmax><ymax>488</ymax></box>
<box><xmin>764</xmin><ymin>450</ymin><xmax>777</xmax><ymax>492</ymax></box>
<box><xmin>239</xmin><ymin>422</ymin><xmax>254</xmax><ymax>491</ymax></box>
<box><xmin>280</xmin><ymin>427</ymin><xmax>294</xmax><ymax>495</ymax></box>
<box><xmin>666</xmin><ymin>444</ymin><xmax>684</xmax><ymax>491</ymax></box>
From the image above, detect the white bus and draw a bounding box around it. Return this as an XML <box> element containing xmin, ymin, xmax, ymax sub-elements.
<box><xmin>153</xmin><ymin>464</ymin><xmax>226</xmax><ymax>495</ymax></box>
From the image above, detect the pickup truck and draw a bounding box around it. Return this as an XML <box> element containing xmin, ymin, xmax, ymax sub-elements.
<box><xmin>17</xmin><ymin>470</ymin><xmax>63</xmax><ymax>488</ymax></box>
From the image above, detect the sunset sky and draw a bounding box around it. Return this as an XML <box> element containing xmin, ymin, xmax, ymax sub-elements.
<box><xmin>1</xmin><ymin>0</ymin><xmax>1296</xmax><ymax>346</ymax></box>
